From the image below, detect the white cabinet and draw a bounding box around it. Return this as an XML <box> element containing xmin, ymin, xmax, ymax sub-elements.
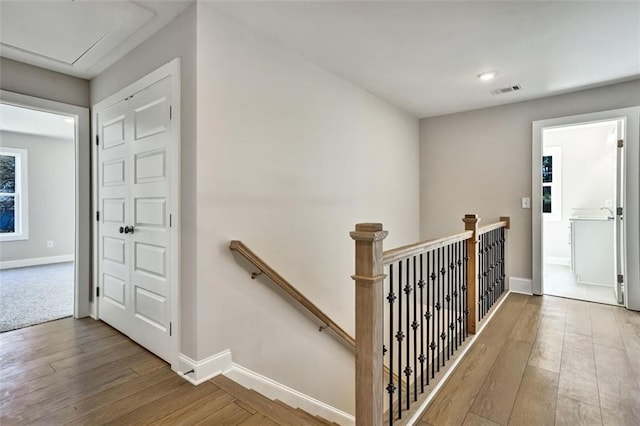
<box><xmin>570</xmin><ymin>218</ymin><xmax>615</xmax><ymax>286</ymax></box>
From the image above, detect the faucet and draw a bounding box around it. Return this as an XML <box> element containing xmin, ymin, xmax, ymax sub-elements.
<box><xmin>600</xmin><ymin>207</ymin><xmax>614</xmax><ymax>219</ymax></box>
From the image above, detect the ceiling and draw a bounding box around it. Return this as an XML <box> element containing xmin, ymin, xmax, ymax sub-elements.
<box><xmin>212</xmin><ymin>1</ymin><xmax>640</xmax><ymax>117</ymax></box>
<box><xmin>0</xmin><ymin>103</ymin><xmax>75</xmax><ymax>140</ymax></box>
<box><xmin>0</xmin><ymin>1</ymin><xmax>638</xmax><ymax>117</ymax></box>
<box><xmin>0</xmin><ymin>0</ymin><xmax>192</xmax><ymax>79</ymax></box>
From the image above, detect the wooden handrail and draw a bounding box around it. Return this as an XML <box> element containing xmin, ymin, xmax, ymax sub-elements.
<box><xmin>382</xmin><ymin>231</ymin><xmax>473</xmax><ymax>266</ymax></box>
<box><xmin>229</xmin><ymin>240</ymin><xmax>356</xmax><ymax>349</ymax></box>
<box><xmin>478</xmin><ymin>217</ymin><xmax>510</xmax><ymax>235</ymax></box>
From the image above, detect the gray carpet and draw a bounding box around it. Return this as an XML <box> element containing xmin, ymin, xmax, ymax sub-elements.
<box><xmin>0</xmin><ymin>262</ymin><xmax>74</xmax><ymax>333</ymax></box>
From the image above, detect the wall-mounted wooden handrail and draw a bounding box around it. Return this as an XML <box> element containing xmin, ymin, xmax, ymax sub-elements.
<box><xmin>382</xmin><ymin>231</ymin><xmax>473</xmax><ymax>266</ymax></box>
<box><xmin>229</xmin><ymin>240</ymin><xmax>356</xmax><ymax>349</ymax></box>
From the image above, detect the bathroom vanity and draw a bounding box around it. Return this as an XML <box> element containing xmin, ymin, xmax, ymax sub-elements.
<box><xmin>570</xmin><ymin>217</ymin><xmax>615</xmax><ymax>286</ymax></box>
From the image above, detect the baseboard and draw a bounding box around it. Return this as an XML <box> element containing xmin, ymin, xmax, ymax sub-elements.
<box><xmin>226</xmin><ymin>363</ymin><xmax>355</xmax><ymax>425</ymax></box>
<box><xmin>509</xmin><ymin>276</ymin><xmax>533</xmax><ymax>295</ymax></box>
<box><xmin>544</xmin><ymin>256</ymin><xmax>570</xmax><ymax>266</ymax></box>
<box><xmin>176</xmin><ymin>349</ymin><xmax>353</xmax><ymax>424</ymax></box>
<box><xmin>177</xmin><ymin>350</ymin><xmax>232</xmax><ymax>385</ymax></box>
<box><xmin>0</xmin><ymin>254</ymin><xmax>74</xmax><ymax>270</ymax></box>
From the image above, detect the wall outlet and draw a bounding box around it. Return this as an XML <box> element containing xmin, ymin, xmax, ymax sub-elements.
<box><xmin>47</xmin><ymin>241</ymin><xmax>54</xmax><ymax>248</ymax></box>
<box><xmin>521</xmin><ymin>197</ymin><xmax>531</xmax><ymax>209</ymax></box>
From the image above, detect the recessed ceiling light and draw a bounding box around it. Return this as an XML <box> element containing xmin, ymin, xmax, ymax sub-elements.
<box><xmin>478</xmin><ymin>71</ymin><xmax>497</xmax><ymax>81</ymax></box>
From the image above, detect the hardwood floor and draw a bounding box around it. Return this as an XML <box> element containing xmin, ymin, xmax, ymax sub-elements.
<box><xmin>0</xmin><ymin>318</ymin><xmax>335</xmax><ymax>425</ymax></box>
<box><xmin>2</xmin><ymin>293</ymin><xmax>639</xmax><ymax>425</ymax></box>
<box><xmin>418</xmin><ymin>293</ymin><xmax>640</xmax><ymax>426</ymax></box>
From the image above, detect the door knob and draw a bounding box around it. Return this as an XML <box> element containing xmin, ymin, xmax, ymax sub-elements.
<box><xmin>119</xmin><ymin>226</ymin><xmax>125</xmax><ymax>234</ymax></box>
<box><xmin>124</xmin><ymin>226</ymin><xmax>135</xmax><ymax>234</ymax></box>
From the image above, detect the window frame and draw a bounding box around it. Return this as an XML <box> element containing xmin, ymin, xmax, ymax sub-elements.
<box><xmin>0</xmin><ymin>147</ymin><xmax>29</xmax><ymax>241</ymax></box>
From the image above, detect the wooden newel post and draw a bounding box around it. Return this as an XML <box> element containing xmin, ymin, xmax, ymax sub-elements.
<box><xmin>350</xmin><ymin>223</ymin><xmax>388</xmax><ymax>426</ymax></box>
<box><xmin>463</xmin><ymin>214</ymin><xmax>480</xmax><ymax>334</ymax></box>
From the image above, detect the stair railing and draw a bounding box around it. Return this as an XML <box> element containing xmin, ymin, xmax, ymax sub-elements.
<box><xmin>351</xmin><ymin>214</ymin><xmax>510</xmax><ymax>425</ymax></box>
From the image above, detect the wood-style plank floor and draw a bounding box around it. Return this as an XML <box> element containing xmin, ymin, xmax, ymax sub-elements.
<box><xmin>0</xmin><ymin>317</ymin><xmax>334</xmax><ymax>425</ymax></box>
<box><xmin>418</xmin><ymin>293</ymin><xmax>640</xmax><ymax>426</ymax></box>
<box><xmin>2</xmin><ymin>293</ymin><xmax>639</xmax><ymax>425</ymax></box>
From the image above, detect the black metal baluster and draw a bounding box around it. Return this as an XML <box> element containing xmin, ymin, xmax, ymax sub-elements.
<box><xmin>463</xmin><ymin>242</ymin><xmax>469</xmax><ymax>339</ymax></box>
<box><xmin>412</xmin><ymin>256</ymin><xmax>418</xmax><ymax>401</ymax></box>
<box><xmin>418</xmin><ymin>254</ymin><xmax>425</xmax><ymax>393</ymax></box>
<box><xmin>454</xmin><ymin>242</ymin><xmax>460</xmax><ymax>350</ymax></box>
<box><xmin>447</xmin><ymin>244</ymin><xmax>455</xmax><ymax>360</ymax></box>
<box><xmin>429</xmin><ymin>251</ymin><xmax>435</xmax><ymax>381</ymax></box>
<box><xmin>388</xmin><ymin>264</ymin><xmax>396</xmax><ymax>426</ymax></box>
<box><xmin>436</xmin><ymin>248</ymin><xmax>441</xmax><ymax>372</ymax></box>
<box><xmin>397</xmin><ymin>261</ymin><xmax>403</xmax><ymax>420</ymax></box>
<box><xmin>446</xmin><ymin>244</ymin><xmax>451</xmax><ymax>360</ymax></box>
<box><xmin>440</xmin><ymin>247</ymin><xmax>446</xmax><ymax>367</ymax></box>
<box><xmin>492</xmin><ymin>229</ymin><xmax>496</xmax><ymax>308</ymax></box>
<box><xmin>405</xmin><ymin>258</ymin><xmax>411</xmax><ymax>411</ymax></box>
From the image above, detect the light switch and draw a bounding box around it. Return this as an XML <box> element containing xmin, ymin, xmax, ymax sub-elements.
<box><xmin>522</xmin><ymin>197</ymin><xmax>531</xmax><ymax>209</ymax></box>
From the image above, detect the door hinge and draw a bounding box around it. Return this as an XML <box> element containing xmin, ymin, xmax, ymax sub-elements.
<box><xmin>618</xmin><ymin>139</ymin><xmax>624</xmax><ymax>148</ymax></box>
<box><xmin>96</xmin><ymin>135</ymin><xmax>99</xmax><ymax>146</ymax></box>
<box><xmin>169</xmin><ymin>214</ymin><xmax>172</xmax><ymax>228</ymax></box>
<box><xmin>96</xmin><ymin>211</ymin><xmax>100</xmax><ymax>222</ymax></box>
<box><xmin>96</xmin><ymin>287</ymin><xmax>100</xmax><ymax>297</ymax></box>
<box><xmin>617</xmin><ymin>207</ymin><xmax>623</xmax><ymax>216</ymax></box>
<box><xmin>169</xmin><ymin>105</ymin><xmax>172</xmax><ymax>120</ymax></box>
<box><xmin>169</xmin><ymin>322</ymin><xmax>172</xmax><ymax>336</ymax></box>
<box><xmin>618</xmin><ymin>274</ymin><xmax>624</xmax><ymax>283</ymax></box>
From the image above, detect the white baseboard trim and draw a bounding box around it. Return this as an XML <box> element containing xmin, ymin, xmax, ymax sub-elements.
<box><xmin>177</xmin><ymin>350</ymin><xmax>232</xmax><ymax>385</ymax></box>
<box><xmin>509</xmin><ymin>276</ymin><xmax>533</xmax><ymax>295</ymax></box>
<box><xmin>176</xmin><ymin>349</ymin><xmax>353</xmax><ymax>425</ymax></box>
<box><xmin>226</xmin><ymin>363</ymin><xmax>354</xmax><ymax>425</ymax></box>
<box><xmin>544</xmin><ymin>256</ymin><xmax>570</xmax><ymax>266</ymax></box>
<box><xmin>405</xmin><ymin>290</ymin><xmax>513</xmax><ymax>425</ymax></box>
<box><xmin>0</xmin><ymin>254</ymin><xmax>74</xmax><ymax>270</ymax></box>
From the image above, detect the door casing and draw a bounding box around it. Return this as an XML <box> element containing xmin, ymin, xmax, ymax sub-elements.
<box><xmin>532</xmin><ymin>107</ymin><xmax>640</xmax><ymax>311</ymax></box>
<box><xmin>0</xmin><ymin>90</ymin><xmax>91</xmax><ymax>318</ymax></box>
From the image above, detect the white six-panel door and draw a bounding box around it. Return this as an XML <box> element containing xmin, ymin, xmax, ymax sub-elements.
<box><xmin>97</xmin><ymin>74</ymin><xmax>175</xmax><ymax>362</ymax></box>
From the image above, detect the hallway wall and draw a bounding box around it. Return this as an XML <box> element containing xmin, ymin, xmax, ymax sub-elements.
<box><xmin>420</xmin><ymin>79</ymin><xmax>640</xmax><ymax>280</ymax></box>
<box><xmin>196</xmin><ymin>6</ymin><xmax>420</xmax><ymax>414</ymax></box>
<box><xmin>0</xmin><ymin>131</ymin><xmax>75</xmax><ymax>263</ymax></box>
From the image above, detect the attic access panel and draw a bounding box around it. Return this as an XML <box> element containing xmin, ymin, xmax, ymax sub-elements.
<box><xmin>0</xmin><ymin>1</ymin><xmax>153</xmax><ymax>66</ymax></box>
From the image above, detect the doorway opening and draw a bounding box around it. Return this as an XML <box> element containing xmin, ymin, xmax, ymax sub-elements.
<box><xmin>541</xmin><ymin>120</ymin><xmax>622</xmax><ymax>305</ymax></box>
<box><xmin>0</xmin><ymin>103</ymin><xmax>76</xmax><ymax>331</ymax></box>
<box><xmin>0</xmin><ymin>90</ymin><xmax>91</xmax><ymax>332</ymax></box>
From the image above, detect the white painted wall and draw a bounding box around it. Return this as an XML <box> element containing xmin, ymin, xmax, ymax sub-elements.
<box><xmin>420</xmin><ymin>79</ymin><xmax>640</xmax><ymax>280</ymax></box>
<box><xmin>0</xmin><ymin>131</ymin><xmax>74</xmax><ymax>262</ymax></box>
<box><xmin>196</xmin><ymin>7</ymin><xmax>419</xmax><ymax>413</ymax></box>
<box><xmin>90</xmin><ymin>3</ymin><xmax>198</xmax><ymax>358</ymax></box>
<box><xmin>0</xmin><ymin>57</ymin><xmax>90</xmax><ymax>107</ymax></box>
<box><xmin>543</xmin><ymin>123</ymin><xmax>617</xmax><ymax>262</ymax></box>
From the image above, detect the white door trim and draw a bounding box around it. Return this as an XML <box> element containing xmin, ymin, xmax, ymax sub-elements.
<box><xmin>532</xmin><ymin>107</ymin><xmax>640</xmax><ymax>310</ymax></box>
<box><xmin>0</xmin><ymin>90</ymin><xmax>91</xmax><ymax>318</ymax></box>
<box><xmin>92</xmin><ymin>58</ymin><xmax>181</xmax><ymax>368</ymax></box>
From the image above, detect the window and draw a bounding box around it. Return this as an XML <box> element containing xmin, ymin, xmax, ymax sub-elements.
<box><xmin>542</xmin><ymin>146</ymin><xmax>561</xmax><ymax>222</ymax></box>
<box><xmin>0</xmin><ymin>148</ymin><xmax>28</xmax><ymax>240</ymax></box>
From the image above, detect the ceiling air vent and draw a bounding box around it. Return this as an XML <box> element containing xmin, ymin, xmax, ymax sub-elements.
<box><xmin>490</xmin><ymin>84</ymin><xmax>522</xmax><ymax>95</ymax></box>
